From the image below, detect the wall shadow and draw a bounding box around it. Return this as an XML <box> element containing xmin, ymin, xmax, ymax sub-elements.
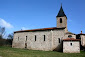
<box><xmin>53</xmin><ymin>41</ymin><xmax>63</xmax><ymax>52</ymax></box>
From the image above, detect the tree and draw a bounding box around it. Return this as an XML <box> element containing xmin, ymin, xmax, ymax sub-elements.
<box><xmin>8</xmin><ymin>33</ymin><xmax>13</xmax><ymax>39</ymax></box>
<box><xmin>7</xmin><ymin>33</ymin><xmax>13</xmax><ymax>45</ymax></box>
<box><xmin>0</xmin><ymin>27</ymin><xmax>5</xmax><ymax>39</ymax></box>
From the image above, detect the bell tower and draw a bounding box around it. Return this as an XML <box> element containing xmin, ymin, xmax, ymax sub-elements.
<box><xmin>56</xmin><ymin>5</ymin><xmax>67</xmax><ymax>29</ymax></box>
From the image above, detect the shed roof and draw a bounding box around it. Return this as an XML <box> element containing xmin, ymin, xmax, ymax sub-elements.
<box><xmin>63</xmin><ymin>38</ymin><xmax>80</xmax><ymax>41</ymax></box>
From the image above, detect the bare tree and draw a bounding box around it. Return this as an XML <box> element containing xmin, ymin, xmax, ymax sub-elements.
<box><xmin>0</xmin><ymin>27</ymin><xmax>5</xmax><ymax>39</ymax></box>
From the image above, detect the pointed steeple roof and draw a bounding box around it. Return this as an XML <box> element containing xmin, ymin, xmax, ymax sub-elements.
<box><xmin>57</xmin><ymin>4</ymin><xmax>66</xmax><ymax>17</ymax></box>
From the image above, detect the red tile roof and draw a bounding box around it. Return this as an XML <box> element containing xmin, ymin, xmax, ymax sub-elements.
<box><xmin>63</xmin><ymin>38</ymin><xmax>80</xmax><ymax>41</ymax></box>
<box><xmin>14</xmin><ymin>27</ymin><xmax>65</xmax><ymax>33</ymax></box>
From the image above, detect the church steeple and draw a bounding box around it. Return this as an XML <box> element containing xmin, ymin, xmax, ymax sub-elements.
<box><xmin>56</xmin><ymin>4</ymin><xmax>67</xmax><ymax>29</ymax></box>
<box><xmin>57</xmin><ymin>4</ymin><xmax>66</xmax><ymax>17</ymax></box>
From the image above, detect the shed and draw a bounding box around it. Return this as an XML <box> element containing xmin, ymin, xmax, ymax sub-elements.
<box><xmin>63</xmin><ymin>38</ymin><xmax>80</xmax><ymax>53</ymax></box>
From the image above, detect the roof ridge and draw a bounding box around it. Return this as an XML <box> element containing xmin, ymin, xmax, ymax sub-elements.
<box><xmin>63</xmin><ymin>38</ymin><xmax>80</xmax><ymax>41</ymax></box>
<box><xmin>14</xmin><ymin>27</ymin><xmax>66</xmax><ymax>33</ymax></box>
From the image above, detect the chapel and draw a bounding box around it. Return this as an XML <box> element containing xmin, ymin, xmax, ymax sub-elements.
<box><xmin>12</xmin><ymin>5</ymin><xmax>85</xmax><ymax>53</ymax></box>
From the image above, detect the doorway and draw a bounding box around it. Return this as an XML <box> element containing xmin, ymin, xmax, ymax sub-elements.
<box><xmin>25</xmin><ymin>43</ymin><xmax>27</xmax><ymax>48</ymax></box>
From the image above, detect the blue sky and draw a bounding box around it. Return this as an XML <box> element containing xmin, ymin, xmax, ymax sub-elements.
<box><xmin>0</xmin><ymin>0</ymin><xmax>85</xmax><ymax>35</ymax></box>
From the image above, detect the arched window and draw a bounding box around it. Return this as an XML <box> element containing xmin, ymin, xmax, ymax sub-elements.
<box><xmin>35</xmin><ymin>35</ymin><xmax>36</xmax><ymax>41</ymax></box>
<box><xmin>58</xmin><ymin>38</ymin><xmax>60</xmax><ymax>43</ymax></box>
<box><xmin>70</xmin><ymin>43</ymin><xmax>72</xmax><ymax>46</ymax></box>
<box><xmin>44</xmin><ymin>35</ymin><xmax>45</xmax><ymax>41</ymax></box>
<box><xmin>18</xmin><ymin>37</ymin><xmax>19</xmax><ymax>41</ymax></box>
<box><xmin>26</xmin><ymin>36</ymin><xmax>27</xmax><ymax>41</ymax></box>
<box><xmin>68</xmin><ymin>35</ymin><xmax>72</xmax><ymax>38</ymax></box>
<box><xmin>60</xmin><ymin>18</ymin><xmax>62</xmax><ymax>23</ymax></box>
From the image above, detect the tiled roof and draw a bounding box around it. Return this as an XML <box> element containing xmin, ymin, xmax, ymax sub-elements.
<box><xmin>77</xmin><ymin>33</ymin><xmax>85</xmax><ymax>35</ymax></box>
<box><xmin>14</xmin><ymin>27</ymin><xmax>65</xmax><ymax>33</ymax></box>
<box><xmin>63</xmin><ymin>38</ymin><xmax>80</xmax><ymax>41</ymax></box>
<box><xmin>77</xmin><ymin>31</ymin><xmax>85</xmax><ymax>35</ymax></box>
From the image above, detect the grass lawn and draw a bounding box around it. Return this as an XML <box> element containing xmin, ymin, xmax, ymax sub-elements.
<box><xmin>0</xmin><ymin>46</ymin><xmax>85</xmax><ymax>57</ymax></box>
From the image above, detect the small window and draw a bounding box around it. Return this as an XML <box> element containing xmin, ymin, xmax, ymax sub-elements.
<box><xmin>35</xmin><ymin>35</ymin><xmax>36</xmax><ymax>41</ymax></box>
<box><xmin>70</xmin><ymin>43</ymin><xmax>72</xmax><ymax>46</ymax></box>
<box><xmin>58</xmin><ymin>38</ymin><xmax>60</xmax><ymax>43</ymax></box>
<box><xmin>26</xmin><ymin>36</ymin><xmax>27</xmax><ymax>41</ymax></box>
<box><xmin>44</xmin><ymin>35</ymin><xmax>45</xmax><ymax>41</ymax></box>
<box><xmin>68</xmin><ymin>35</ymin><xmax>72</xmax><ymax>38</ymax></box>
<box><xmin>60</xmin><ymin>18</ymin><xmax>62</xmax><ymax>23</ymax></box>
<box><xmin>18</xmin><ymin>37</ymin><xmax>19</xmax><ymax>41</ymax></box>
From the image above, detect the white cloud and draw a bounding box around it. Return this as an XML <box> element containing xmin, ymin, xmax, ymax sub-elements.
<box><xmin>21</xmin><ymin>27</ymin><xmax>28</xmax><ymax>30</ymax></box>
<box><xmin>0</xmin><ymin>18</ymin><xmax>13</xmax><ymax>28</ymax></box>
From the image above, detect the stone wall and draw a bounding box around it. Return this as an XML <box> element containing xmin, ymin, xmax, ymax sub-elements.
<box><xmin>63</xmin><ymin>41</ymin><xmax>80</xmax><ymax>53</ymax></box>
<box><xmin>12</xmin><ymin>29</ymin><xmax>65</xmax><ymax>51</ymax></box>
<box><xmin>65</xmin><ymin>34</ymin><xmax>76</xmax><ymax>39</ymax></box>
<box><xmin>52</xmin><ymin>30</ymin><xmax>65</xmax><ymax>51</ymax></box>
<box><xmin>57</xmin><ymin>16</ymin><xmax>67</xmax><ymax>28</ymax></box>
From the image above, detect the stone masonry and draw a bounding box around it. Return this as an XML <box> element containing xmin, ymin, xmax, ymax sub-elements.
<box><xmin>63</xmin><ymin>41</ymin><xmax>80</xmax><ymax>53</ymax></box>
<box><xmin>12</xmin><ymin>29</ymin><xmax>65</xmax><ymax>51</ymax></box>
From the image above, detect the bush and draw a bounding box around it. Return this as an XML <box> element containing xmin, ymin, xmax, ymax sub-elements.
<box><xmin>0</xmin><ymin>39</ymin><xmax>6</xmax><ymax>46</ymax></box>
<box><xmin>0</xmin><ymin>39</ymin><xmax>12</xmax><ymax>46</ymax></box>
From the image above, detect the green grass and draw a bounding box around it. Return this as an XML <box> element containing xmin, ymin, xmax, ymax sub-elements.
<box><xmin>0</xmin><ymin>46</ymin><xmax>85</xmax><ymax>57</ymax></box>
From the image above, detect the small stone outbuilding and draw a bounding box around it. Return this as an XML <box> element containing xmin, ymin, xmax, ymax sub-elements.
<box><xmin>63</xmin><ymin>38</ymin><xmax>80</xmax><ymax>53</ymax></box>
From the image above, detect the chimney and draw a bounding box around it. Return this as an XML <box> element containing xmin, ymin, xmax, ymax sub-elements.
<box><xmin>81</xmin><ymin>31</ymin><xmax>82</xmax><ymax>34</ymax></box>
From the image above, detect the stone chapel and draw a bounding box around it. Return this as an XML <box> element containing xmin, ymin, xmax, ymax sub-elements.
<box><xmin>12</xmin><ymin>5</ymin><xmax>85</xmax><ymax>53</ymax></box>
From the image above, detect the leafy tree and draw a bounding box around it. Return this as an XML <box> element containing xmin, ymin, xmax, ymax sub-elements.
<box><xmin>7</xmin><ymin>33</ymin><xmax>13</xmax><ymax>45</ymax></box>
<box><xmin>8</xmin><ymin>33</ymin><xmax>13</xmax><ymax>39</ymax></box>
